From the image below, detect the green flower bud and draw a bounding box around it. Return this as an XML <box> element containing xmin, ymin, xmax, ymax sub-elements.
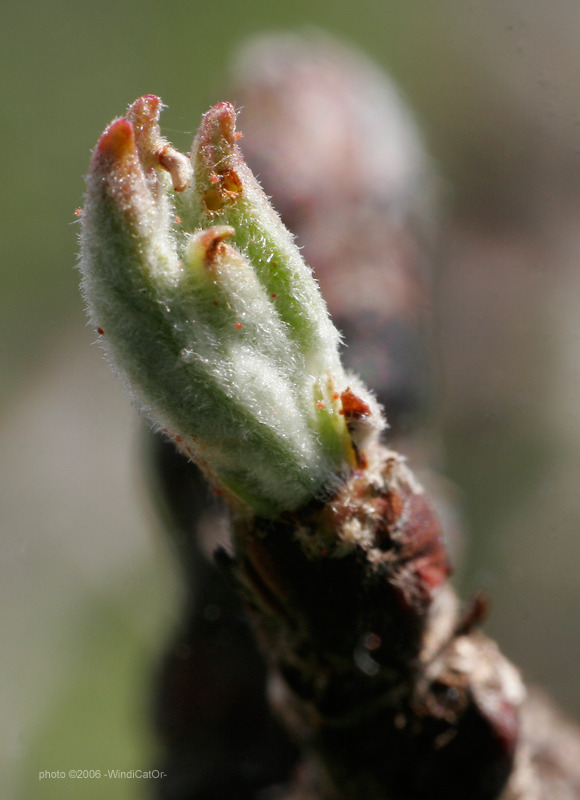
<box><xmin>79</xmin><ymin>96</ymin><xmax>383</xmax><ymax>517</ymax></box>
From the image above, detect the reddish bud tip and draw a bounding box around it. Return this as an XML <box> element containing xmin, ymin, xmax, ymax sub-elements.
<box><xmin>195</xmin><ymin>103</ymin><xmax>239</xmax><ymax>172</ymax></box>
<box><xmin>95</xmin><ymin>118</ymin><xmax>136</xmax><ymax>164</ymax></box>
<box><xmin>127</xmin><ymin>95</ymin><xmax>162</xmax><ymax>133</ymax></box>
<box><xmin>203</xmin><ymin>101</ymin><xmax>238</xmax><ymax>148</ymax></box>
<box><xmin>124</xmin><ymin>95</ymin><xmax>192</xmax><ymax>192</ymax></box>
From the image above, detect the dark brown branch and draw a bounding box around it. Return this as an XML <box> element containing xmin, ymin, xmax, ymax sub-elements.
<box><xmin>226</xmin><ymin>447</ymin><xmax>520</xmax><ymax>800</ymax></box>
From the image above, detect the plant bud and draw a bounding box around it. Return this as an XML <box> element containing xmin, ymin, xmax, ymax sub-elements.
<box><xmin>80</xmin><ymin>96</ymin><xmax>384</xmax><ymax>517</ymax></box>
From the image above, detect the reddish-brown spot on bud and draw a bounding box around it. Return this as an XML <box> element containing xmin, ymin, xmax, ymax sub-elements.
<box><xmin>97</xmin><ymin>327</ymin><xmax>105</xmax><ymax>335</ymax></box>
<box><xmin>175</xmin><ymin>216</ymin><xmax>182</xmax><ymax>224</ymax></box>
<box><xmin>340</xmin><ymin>388</ymin><xmax>371</xmax><ymax>420</ymax></box>
<box><xmin>271</xmin><ymin>293</ymin><xmax>278</xmax><ymax>300</ymax></box>
<box><xmin>221</xmin><ymin>168</ymin><xmax>242</xmax><ymax>196</ymax></box>
<box><xmin>174</xmin><ymin>435</ymin><xmax>183</xmax><ymax>443</ymax></box>
<box><xmin>74</xmin><ymin>208</ymin><xmax>83</xmax><ymax>216</ymax></box>
<box><xmin>316</xmin><ymin>400</ymin><xmax>325</xmax><ymax>409</ymax></box>
<box><xmin>203</xmin><ymin>168</ymin><xmax>242</xmax><ymax>212</ymax></box>
<box><xmin>234</xmin><ymin>322</ymin><xmax>243</xmax><ymax>330</ymax></box>
<box><xmin>193</xmin><ymin>226</ymin><xmax>235</xmax><ymax>267</ymax></box>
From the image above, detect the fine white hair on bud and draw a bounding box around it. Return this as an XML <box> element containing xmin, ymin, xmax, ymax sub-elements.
<box><xmin>79</xmin><ymin>96</ymin><xmax>385</xmax><ymax>517</ymax></box>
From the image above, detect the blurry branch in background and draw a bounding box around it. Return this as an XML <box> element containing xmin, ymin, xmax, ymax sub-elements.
<box><xmin>79</xmin><ymin>32</ymin><xmax>580</xmax><ymax>800</ymax></box>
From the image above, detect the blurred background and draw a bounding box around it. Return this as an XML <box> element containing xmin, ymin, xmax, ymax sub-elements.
<box><xmin>3</xmin><ymin>1</ymin><xmax>580</xmax><ymax>797</ymax></box>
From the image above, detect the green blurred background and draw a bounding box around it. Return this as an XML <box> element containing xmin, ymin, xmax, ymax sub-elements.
<box><xmin>4</xmin><ymin>1</ymin><xmax>580</xmax><ymax>797</ymax></box>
